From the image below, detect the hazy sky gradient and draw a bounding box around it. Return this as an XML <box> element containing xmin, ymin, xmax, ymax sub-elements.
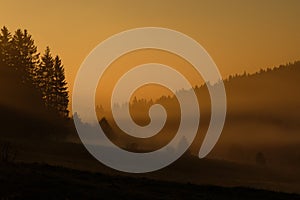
<box><xmin>0</xmin><ymin>0</ymin><xmax>299</xmax><ymax>94</ymax></box>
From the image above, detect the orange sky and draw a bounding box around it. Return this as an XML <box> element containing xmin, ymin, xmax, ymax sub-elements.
<box><xmin>0</xmin><ymin>0</ymin><xmax>300</xmax><ymax>102</ymax></box>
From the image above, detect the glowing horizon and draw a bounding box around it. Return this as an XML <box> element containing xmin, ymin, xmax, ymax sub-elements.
<box><xmin>1</xmin><ymin>0</ymin><xmax>300</xmax><ymax>106</ymax></box>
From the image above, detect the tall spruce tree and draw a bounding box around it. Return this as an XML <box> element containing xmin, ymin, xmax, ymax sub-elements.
<box><xmin>53</xmin><ymin>55</ymin><xmax>69</xmax><ymax>117</ymax></box>
<box><xmin>39</xmin><ymin>47</ymin><xmax>69</xmax><ymax>118</ymax></box>
<box><xmin>11</xmin><ymin>29</ymin><xmax>39</xmax><ymax>84</ymax></box>
<box><xmin>37</xmin><ymin>46</ymin><xmax>54</xmax><ymax>110</ymax></box>
<box><xmin>0</xmin><ymin>26</ymin><xmax>12</xmax><ymax>67</ymax></box>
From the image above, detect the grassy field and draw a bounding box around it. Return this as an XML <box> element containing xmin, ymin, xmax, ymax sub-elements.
<box><xmin>0</xmin><ymin>162</ymin><xmax>299</xmax><ymax>200</ymax></box>
<box><xmin>1</xmin><ymin>138</ymin><xmax>299</xmax><ymax>195</ymax></box>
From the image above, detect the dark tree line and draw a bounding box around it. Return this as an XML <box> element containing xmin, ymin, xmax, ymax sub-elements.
<box><xmin>96</xmin><ymin>60</ymin><xmax>300</xmax><ymax>114</ymax></box>
<box><xmin>0</xmin><ymin>26</ymin><xmax>69</xmax><ymax>118</ymax></box>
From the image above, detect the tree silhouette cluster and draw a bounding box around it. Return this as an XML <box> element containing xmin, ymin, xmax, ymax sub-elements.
<box><xmin>0</xmin><ymin>26</ymin><xmax>69</xmax><ymax>118</ymax></box>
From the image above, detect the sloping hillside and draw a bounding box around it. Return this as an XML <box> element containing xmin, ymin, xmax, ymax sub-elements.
<box><xmin>0</xmin><ymin>162</ymin><xmax>299</xmax><ymax>200</ymax></box>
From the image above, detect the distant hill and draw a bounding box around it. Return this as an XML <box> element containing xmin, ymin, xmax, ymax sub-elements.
<box><xmin>94</xmin><ymin>61</ymin><xmax>300</xmax><ymax>169</ymax></box>
<box><xmin>173</xmin><ymin>61</ymin><xmax>300</xmax><ymax>166</ymax></box>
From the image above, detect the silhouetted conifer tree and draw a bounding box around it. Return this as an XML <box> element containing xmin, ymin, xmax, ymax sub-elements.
<box><xmin>37</xmin><ymin>47</ymin><xmax>54</xmax><ymax>110</ymax></box>
<box><xmin>53</xmin><ymin>55</ymin><xmax>69</xmax><ymax>117</ymax></box>
<box><xmin>11</xmin><ymin>29</ymin><xmax>39</xmax><ymax>84</ymax></box>
<box><xmin>38</xmin><ymin>47</ymin><xmax>69</xmax><ymax>117</ymax></box>
<box><xmin>0</xmin><ymin>26</ymin><xmax>12</xmax><ymax>67</ymax></box>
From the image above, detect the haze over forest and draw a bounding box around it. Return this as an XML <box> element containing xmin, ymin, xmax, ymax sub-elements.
<box><xmin>1</xmin><ymin>25</ymin><xmax>300</xmax><ymax>196</ymax></box>
<box><xmin>0</xmin><ymin>1</ymin><xmax>300</xmax><ymax>199</ymax></box>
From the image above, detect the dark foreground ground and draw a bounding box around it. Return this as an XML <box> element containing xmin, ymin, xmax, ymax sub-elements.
<box><xmin>0</xmin><ymin>162</ymin><xmax>299</xmax><ymax>200</ymax></box>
